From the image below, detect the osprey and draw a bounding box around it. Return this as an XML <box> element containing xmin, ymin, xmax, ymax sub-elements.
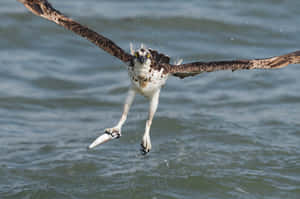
<box><xmin>19</xmin><ymin>0</ymin><xmax>300</xmax><ymax>154</ymax></box>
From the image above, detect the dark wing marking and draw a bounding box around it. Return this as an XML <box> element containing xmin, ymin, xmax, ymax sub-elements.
<box><xmin>161</xmin><ymin>51</ymin><xmax>300</xmax><ymax>79</ymax></box>
<box><xmin>18</xmin><ymin>0</ymin><xmax>133</xmax><ymax>63</ymax></box>
<box><xmin>148</xmin><ymin>49</ymin><xmax>170</xmax><ymax>72</ymax></box>
<box><xmin>149</xmin><ymin>49</ymin><xmax>170</xmax><ymax>64</ymax></box>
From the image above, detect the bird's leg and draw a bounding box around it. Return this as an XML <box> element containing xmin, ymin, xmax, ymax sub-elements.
<box><xmin>107</xmin><ymin>88</ymin><xmax>136</xmax><ymax>135</ymax></box>
<box><xmin>141</xmin><ymin>90</ymin><xmax>160</xmax><ymax>154</ymax></box>
<box><xmin>88</xmin><ymin>88</ymin><xmax>136</xmax><ymax>149</ymax></box>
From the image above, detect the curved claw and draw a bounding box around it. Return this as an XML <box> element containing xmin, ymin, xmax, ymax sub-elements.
<box><xmin>141</xmin><ymin>133</ymin><xmax>151</xmax><ymax>155</ymax></box>
<box><xmin>140</xmin><ymin>144</ymin><xmax>150</xmax><ymax>155</ymax></box>
<box><xmin>88</xmin><ymin>129</ymin><xmax>121</xmax><ymax>149</ymax></box>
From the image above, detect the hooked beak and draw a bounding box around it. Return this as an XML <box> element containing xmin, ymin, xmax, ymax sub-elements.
<box><xmin>137</xmin><ymin>56</ymin><xmax>146</xmax><ymax>64</ymax></box>
<box><xmin>88</xmin><ymin>131</ymin><xmax>121</xmax><ymax>149</ymax></box>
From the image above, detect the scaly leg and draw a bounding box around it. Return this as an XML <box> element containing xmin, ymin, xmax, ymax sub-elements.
<box><xmin>107</xmin><ymin>88</ymin><xmax>136</xmax><ymax>133</ymax></box>
<box><xmin>89</xmin><ymin>88</ymin><xmax>136</xmax><ymax>149</ymax></box>
<box><xmin>141</xmin><ymin>90</ymin><xmax>160</xmax><ymax>154</ymax></box>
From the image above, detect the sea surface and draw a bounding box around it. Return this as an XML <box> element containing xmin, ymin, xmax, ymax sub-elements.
<box><xmin>1</xmin><ymin>0</ymin><xmax>300</xmax><ymax>198</ymax></box>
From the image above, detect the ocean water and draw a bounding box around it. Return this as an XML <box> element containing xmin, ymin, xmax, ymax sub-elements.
<box><xmin>0</xmin><ymin>0</ymin><xmax>300</xmax><ymax>198</ymax></box>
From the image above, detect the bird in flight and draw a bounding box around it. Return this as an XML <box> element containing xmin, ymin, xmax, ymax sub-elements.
<box><xmin>19</xmin><ymin>0</ymin><xmax>300</xmax><ymax>154</ymax></box>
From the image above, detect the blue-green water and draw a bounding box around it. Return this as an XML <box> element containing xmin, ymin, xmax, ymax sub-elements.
<box><xmin>1</xmin><ymin>0</ymin><xmax>300</xmax><ymax>198</ymax></box>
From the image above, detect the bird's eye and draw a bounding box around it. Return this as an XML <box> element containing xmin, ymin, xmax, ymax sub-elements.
<box><xmin>134</xmin><ymin>52</ymin><xmax>139</xmax><ymax>57</ymax></box>
<box><xmin>146</xmin><ymin>53</ymin><xmax>151</xmax><ymax>58</ymax></box>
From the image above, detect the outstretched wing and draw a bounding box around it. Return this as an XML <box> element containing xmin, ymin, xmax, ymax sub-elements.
<box><xmin>18</xmin><ymin>0</ymin><xmax>133</xmax><ymax>63</ymax></box>
<box><xmin>164</xmin><ymin>51</ymin><xmax>300</xmax><ymax>79</ymax></box>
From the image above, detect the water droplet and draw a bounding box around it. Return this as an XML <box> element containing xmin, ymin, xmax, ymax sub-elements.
<box><xmin>164</xmin><ymin>159</ymin><xmax>170</xmax><ymax>168</ymax></box>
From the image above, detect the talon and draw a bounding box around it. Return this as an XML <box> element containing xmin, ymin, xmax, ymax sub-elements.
<box><xmin>140</xmin><ymin>144</ymin><xmax>150</xmax><ymax>155</ymax></box>
<box><xmin>140</xmin><ymin>141</ymin><xmax>151</xmax><ymax>154</ymax></box>
<box><xmin>141</xmin><ymin>133</ymin><xmax>151</xmax><ymax>154</ymax></box>
<box><xmin>105</xmin><ymin>129</ymin><xmax>121</xmax><ymax>139</ymax></box>
<box><xmin>140</xmin><ymin>150</ymin><xmax>148</xmax><ymax>155</ymax></box>
<box><xmin>88</xmin><ymin>128</ymin><xmax>121</xmax><ymax>149</ymax></box>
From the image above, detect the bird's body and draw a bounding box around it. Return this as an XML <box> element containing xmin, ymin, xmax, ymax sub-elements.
<box><xmin>128</xmin><ymin>47</ymin><xmax>169</xmax><ymax>98</ymax></box>
<box><xmin>129</xmin><ymin>65</ymin><xmax>166</xmax><ymax>98</ymax></box>
<box><xmin>19</xmin><ymin>0</ymin><xmax>300</xmax><ymax>154</ymax></box>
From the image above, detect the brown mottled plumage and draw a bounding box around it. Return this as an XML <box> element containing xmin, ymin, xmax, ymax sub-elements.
<box><xmin>165</xmin><ymin>51</ymin><xmax>300</xmax><ymax>78</ymax></box>
<box><xmin>18</xmin><ymin>0</ymin><xmax>300</xmax><ymax>154</ymax></box>
<box><xmin>18</xmin><ymin>0</ymin><xmax>300</xmax><ymax>79</ymax></box>
<box><xmin>148</xmin><ymin>49</ymin><xmax>171</xmax><ymax>72</ymax></box>
<box><xmin>149</xmin><ymin>49</ymin><xmax>170</xmax><ymax>65</ymax></box>
<box><xmin>18</xmin><ymin>0</ymin><xmax>133</xmax><ymax>63</ymax></box>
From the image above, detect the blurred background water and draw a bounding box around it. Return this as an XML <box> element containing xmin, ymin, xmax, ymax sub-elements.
<box><xmin>0</xmin><ymin>0</ymin><xmax>300</xmax><ymax>198</ymax></box>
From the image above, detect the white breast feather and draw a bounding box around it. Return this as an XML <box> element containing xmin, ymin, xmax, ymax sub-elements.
<box><xmin>128</xmin><ymin>61</ymin><xmax>168</xmax><ymax>98</ymax></box>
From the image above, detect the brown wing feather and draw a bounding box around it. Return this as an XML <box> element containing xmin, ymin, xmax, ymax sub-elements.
<box><xmin>18</xmin><ymin>0</ymin><xmax>133</xmax><ymax>63</ymax></box>
<box><xmin>164</xmin><ymin>51</ymin><xmax>300</xmax><ymax>79</ymax></box>
<box><xmin>148</xmin><ymin>49</ymin><xmax>170</xmax><ymax>72</ymax></box>
<box><xmin>149</xmin><ymin>49</ymin><xmax>170</xmax><ymax>64</ymax></box>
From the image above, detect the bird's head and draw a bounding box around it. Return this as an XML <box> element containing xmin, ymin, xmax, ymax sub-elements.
<box><xmin>133</xmin><ymin>48</ymin><xmax>152</xmax><ymax>65</ymax></box>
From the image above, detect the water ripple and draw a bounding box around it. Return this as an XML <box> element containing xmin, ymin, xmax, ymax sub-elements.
<box><xmin>1</xmin><ymin>0</ymin><xmax>300</xmax><ymax>199</ymax></box>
